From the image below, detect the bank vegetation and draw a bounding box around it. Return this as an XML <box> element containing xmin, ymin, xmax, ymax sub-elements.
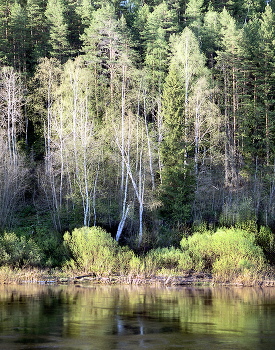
<box><xmin>0</xmin><ymin>225</ymin><xmax>274</xmax><ymax>286</ymax></box>
<box><xmin>1</xmin><ymin>0</ymin><xmax>275</xmax><ymax>284</ymax></box>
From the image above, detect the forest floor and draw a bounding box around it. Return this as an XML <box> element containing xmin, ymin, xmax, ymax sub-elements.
<box><xmin>1</xmin><ymin>267</ymin><xmax>275</xmax><ymax>287</ymax></box>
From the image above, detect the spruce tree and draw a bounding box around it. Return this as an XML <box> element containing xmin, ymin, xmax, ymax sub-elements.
<box><xmin>26</xmin><ymin>0</ymin><xmax>48</xmax><ymax>68</ymax></box>
<box><xmin>0</xmin><ymin>0</ymin><xmax>12</xmax><ymax>65</ymax></box>
<box><xmin>258</xmin><ymin>4</ymin><xmax>275</xmax><ymax>165</ymax></box>
<box><xmin>160</xmin><ymin>65</ymin><xmax>195</xmax><ymax>227</ymax></box>
<box><xmin>45</xmin><ymin>0</ymin><xmax>70</xmax><ymax>62</ymax></box>
<box><xmin>143</xmin><ymin>3</ymin><xmax>178</xmax><ymax>89</ymax></box>
<box><xmin>10</xmin><ymin>1</ymin><xmax>29</xmax><ymax>71</ymax></box>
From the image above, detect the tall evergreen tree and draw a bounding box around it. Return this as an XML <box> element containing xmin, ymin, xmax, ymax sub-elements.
<box><xmin>159</xmin><ymin>27</ymin><xmax>207</xmax><ymax>228</ymax></box>
<box><xmin>45</xmin><ymin>0</ymin><xmax>70</xmax><ymax>62</ymax></box>
<box><xmin>75</xmin><ymin>0</ymin><xmax>93</xmax><ymax>28</ymax></box>
<box><xmin>0</xmin><ymin>0</ymin><xmax>12</xmax><ymax>65</ymax></box>
<box><xmin>160</xmin><ymin>66</ymin><xmax>195</xmax><ymax>226</ymax></box>
<box><xmin>26</xmin><ymin>0</ymin><xmax>48</xmax><ymax>68</ymax></box>
<box><xmin>258</xmin><ymin>4</ymin><xmax>275</xmax><ymax>165</ymax></box>
<box><xmin>142</xmin><ymin>3</ymin><xmax>178</xmax><ymax>94</ymax></box>
<box><xmin>10</xmin><ymin>1</ymin><xmax>29</xmax><ymax>71</ymax></box>
<box><xmin>216</xmin><ymin>8</ymin><xmax>243</xmax><ymax>187</ymax></box>
<box><xmin>185</xmin><ymin>0</ymin><xmax>204</xmax><ymax>37</ymax></box>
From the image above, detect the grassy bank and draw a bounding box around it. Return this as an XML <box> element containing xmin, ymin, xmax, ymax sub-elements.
<box><xmin>0</xmin><ymin>224</ymin><xmax>274</xmax><ymax>286</ymax></box>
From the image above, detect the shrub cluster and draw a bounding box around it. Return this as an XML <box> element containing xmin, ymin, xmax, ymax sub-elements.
<box><xmin>0</xmin><ymin>232</ymin><xmax>43</xmax><ymax>267</ymax></box>
<box><xmin>63</xmin><ymin>226</ymin><xmax>120</xmax><ymax>275</ymax></box>
<box><xmin>180</xmin><ymin>228</ymin><xmax>265</xmax><ymax>279</ymax></box>
<box><xmin>0</xmin><ymin>224</ymin><xmax>271</xmax><ymax>282</ymax></box>
<box><xmin>62</xmin><ymin>225</ymin><xmax>267</xmax><ymax>280</ymax></box>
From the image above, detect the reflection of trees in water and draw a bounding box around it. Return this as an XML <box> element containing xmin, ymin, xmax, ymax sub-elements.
<box><xmin>0</xmin><ymin>285</ymin><xmax>275</xmax><ymax>346</ymax></box>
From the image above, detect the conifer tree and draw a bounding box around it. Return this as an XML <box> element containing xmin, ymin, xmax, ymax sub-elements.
<box><xmin>10</xmin><ymin>1</ymin><xmax>29</xmax><ymax>71</ymax></box>
<box><xmin>201</xmin><ymin>4</ymin><xmax>220</xmax><ymax>65</ymax></box>
<box><xmin>160</xmin><ymin>65</ymin><xmax>195</xmax><ymax>227</ymax></box>
<box><xmin>185</xmin><ymin>0</ymin><xmax>204</xmax><ymax>37</ymax></box>
<box><xmin>45</xmin><ymin>0</ymin><xmax>70</xmax><ymax>62</ymax></box>
<box><xmin>142</xmin><ymin>2</ymin><xmax>178</xmax><ymax>99</ymax></box>
<box><xmin>0</xmin><ymin>0</ymin><xmax>10</xmax><ymax>64</ymax></box>
<box><xmin>216</xmin><ymin>8</ymin><xmax>243</xmax><ymax>187</ymax></box>
<box><xmin>26</xmin><ymin>0</ymin><xmax>48</xmax><ymax>68</ymax></box>
<box><xmin>81</xmin><ymin>4</ymin><xmax>122</xmax><ymax>105</ymax></box>
<box><xmin>75</xmin><ymin>0</ymin><xmax>93</xmax><ymax>28</ymax></box>
<box><xmin>258</xmin><ymin>4</ymin><xmax>275</xmax><ymax>165</ymax></box>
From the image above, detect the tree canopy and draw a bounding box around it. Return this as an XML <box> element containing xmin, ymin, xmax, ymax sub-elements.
<box><xmin>1</xmin><ymin>0</ymin><xmax>275</xmax><ymax>249</ymax></box>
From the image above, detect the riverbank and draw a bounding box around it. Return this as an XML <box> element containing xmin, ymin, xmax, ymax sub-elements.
<box><xmin>1</xmin><ymin>267</ymin><xmax>275</xmax><ymax>287</ymax></box>
<box><xmin>0</xmin><ymin>225</ymin><xmax>273</xmax><ymax>287</ymax></box>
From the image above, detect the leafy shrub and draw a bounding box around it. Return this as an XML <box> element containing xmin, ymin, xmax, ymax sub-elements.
<box><xmin>33</xmin><ymin>228</ymin><xmax>66</xmax><ymax>267</ymax></box>
<box><xmin>0</xmin><ymin>232</ymin><xmax>43</xmax><ymax>267</ymax></box>
<box><xmin>180</xmin><ymin>228</ymin><xmax>265</xmax><ymax>278</ymax></box>
<box><xmin>181</xmin><ymin>231</ymin><xmax>213</xmax><ymax>271</ymax></box>
<box><xmin>192</xmin><ymin>221</ymin><xmax>210</xmax><ymax>234</ymax></box>
<box><xmin>116</xmin><ymin>246</ymin><xmax>137</xmax><ymax>275</ymax></box>
<box><xmin>128</xmin><ymin>255</ymin><xmax>145</xmax><ymax>276</ymax></box>
<box><xmin>142</xmin><ymin>247</ymin><xmax>192</xmax><ymax>275</ymax></box>
<box><xmin>63</xmin><ymin>226</ymin><xmax>119</xmax><ymax>275</ymax></box>
<box><xmin>235</xmin><ymin>220</ymin><xmax>257</xmax><ymax>234</ymax></box>
<box><xmin>156</xmin><ymin>225</ymin><xmax>188</xmax><ymax>248</ymax></box>
<box><xmin>145</xmin><ymin>247</ymin><xmax>182</xmax><ymax>271</ymax></box>
<box><xmin>256</xmin><ymin>226</ymin><xmax>275</xmax><ymax>263</ymax></box>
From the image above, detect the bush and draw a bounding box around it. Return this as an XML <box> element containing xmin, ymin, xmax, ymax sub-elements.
<box><xmin>128</xmin><ymin>255</ymin><xmax>145</xmax><ymax>276</ymax></box>
<box><xmin>116</xmin><ymin>246</ymin><xmax>137</xmax><ymax>275</ymax></box>
<box><xmin>33</xmin><ymin>228</ymin><xmax>66</xmax><ymax>267</ymax></box>
<box><xmin>180</xmin><ymin>228</ymin><xmax>265</xmax><ymax>279</ymax></box>
<box><xmin>63</xmin><ymin>226</ymin><xmax>119</xmax><ymax>275</ymax></box>
<box><xmin>0</xmin><ymin>232</ymin><xmax>43</xmax><ymax>267</ymax></box>
<box><xmin>256</xmin><ymin>226</ymin><xmax>275</xmax><ymax>263</ymax></box>
<box><xmin>145</xmin><ymin>247</ymin><xmax>182</xmax><ymax>271</ymax></box>
<box><xmin>143</xmin><ymin>247</ymin><xmax>192</xmax><ymax>275</ymax></box>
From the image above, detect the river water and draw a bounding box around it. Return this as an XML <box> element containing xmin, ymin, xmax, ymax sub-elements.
<box><xmin>0</xmin><ymin>284</ymin><xmax>275</xmax><ymax>349</ymax></box>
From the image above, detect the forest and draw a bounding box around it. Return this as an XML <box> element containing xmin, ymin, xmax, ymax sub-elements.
<box><xmin>1</xmin><ymin>0</ymin><xmax>275</xmax><ymax>264</ymax></box>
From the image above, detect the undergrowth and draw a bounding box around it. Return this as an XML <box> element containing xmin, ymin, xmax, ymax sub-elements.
<box><xmin>0</xmin><ymin>223</ymin><xmax>273</xmax><ymax>283</ymax></box>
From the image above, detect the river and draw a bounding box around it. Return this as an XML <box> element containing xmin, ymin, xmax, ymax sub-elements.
<box><xmin>0</xmin><ymin>284</ymin><xmax>274</xmax><ymax>349</ymax></box>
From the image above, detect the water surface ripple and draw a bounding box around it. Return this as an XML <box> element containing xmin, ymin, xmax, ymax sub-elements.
<box><xmin>0</xmin><ymin>284</ymin><xmax>274</xmax><ymax>349</ymax></box>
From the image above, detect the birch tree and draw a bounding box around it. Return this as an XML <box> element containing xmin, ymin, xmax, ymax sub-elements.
<box><xmin>169</xmin><ymin>27</ymin><xmax>206</xmax><ymax>166</ymax></box>
<box><xmin>0</xmin><ymin>67</ymin><xmax>27</xmax><ymax>228</ymax></box>
<box><xmin>0</xmin><ymin>66</ymin><xmax>24</xmax><ymax>166</ymax></box>
<box><xmin>33</xmin><ymin>58</ymin><xmax>62</xmax><ymax>230</ymax></box>
<box><xmin>53</xmin><ymin>58</ymin><xmax>101</xmax><ymax>227</ymax></box>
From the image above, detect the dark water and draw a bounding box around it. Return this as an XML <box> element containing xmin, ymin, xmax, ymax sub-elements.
<box><xmin>0</xmin><ymin>284</ymin><xmax>275</xmax><ymax>349</ymax></box>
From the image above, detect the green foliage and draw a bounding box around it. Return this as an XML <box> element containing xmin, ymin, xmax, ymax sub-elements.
<box><xmin>156</xmin><ymin>225</ymin><xmax>188</xmax><ymax>248</ymax></box>
<box><xmin>0</xmin><ymin>232</ymin><xmax>43</xmax><ymax>267</ymax></box>
<box><xmin>145</xmin><ymin>247</ymin><xmax>182</xmax><ymax>270</ymax></box>
<box><xmin>192</xmin><ymin>221</ymin><xmax>210</xmax><ymax>234</ymax></box>
<box><xmin>128</xmin><ymin>255</ymin><xmax>145</xmax><ymax>276</ymax></box>
<box><xmin>180</xmin><ymin>228</ymin><xmax>265</xmax><ymax>279</ymax></box>
<box><xmin>181</xmin><ymin>230</ymin><xmax>213</xmax><ymax>271</ymax></box>
<box><xmin>2</xmin><ymin>0</ymin><xmax>275</xmax><ymax>258</ymax></box>
<box><xmin>144</xmin><ymin>246</ymin><xmax>193</xmax><ymax>274</ymax></box>
<box><xmin>45</xmin><ymin>0</ymin><xmax>70</xmax><ymax>60</ymax></box>
<box><xmin>160</xmin><ymin>65</ymin><xmax>195</xmax><ymax>226</ymax></box>
<box><xmin>219</xmin><ymin>198</ymin><xmax>256</xmax><ymax>227</ymax></box>
<box><xmin>235</xmin><ymin>220</ymin><xmax>258</xmax><ymax>234</ymax></box>
<box><xmin>116</xmin><ymin>246</ymin><xmax>137</xmax><ymax>275</ymax></box>
<box><xmin>256</xmin><ymin>226</ymin><xmax>275</xmax><ymax>263</ymax></box>
<box><xmin>33</xmin><ymin>227</ymin><xmax>66</xmax><ymax>267</ymax></box>
<box><xmin>63</xmin><ymin>226</ymin><xmax>119</xmax><ymax>275</ymax></box>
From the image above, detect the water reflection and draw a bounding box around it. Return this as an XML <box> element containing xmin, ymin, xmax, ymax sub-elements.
<box><xmin>0</xmin><ymin>284</ymin><xmax>274</xmax><ymax>349</ymax></box>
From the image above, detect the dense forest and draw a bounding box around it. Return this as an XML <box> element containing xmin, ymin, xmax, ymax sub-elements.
<box><xmin>1</xmin><ymin>0</ymin><xmax>275</xmax><ymax>252</ymax></box>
